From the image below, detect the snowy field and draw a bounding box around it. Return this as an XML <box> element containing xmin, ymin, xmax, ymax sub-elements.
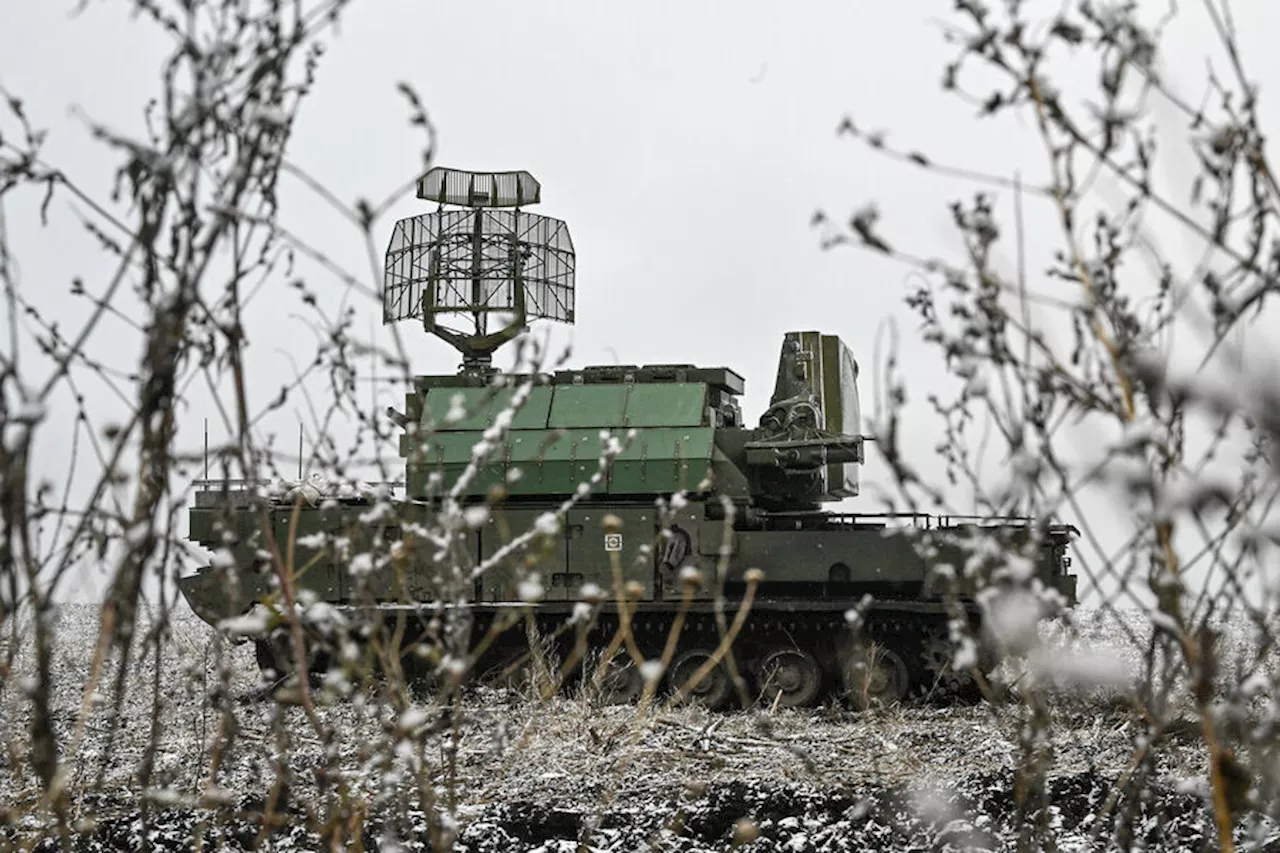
<box><xmin>2</xmin><ymin>603</ymin><xmax>1278</xmax><ymax>852</ymax></box>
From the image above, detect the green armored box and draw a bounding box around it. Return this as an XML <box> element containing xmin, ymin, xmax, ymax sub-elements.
<box><xmin>401</xmin><ymin>365</ymin><xmax>747</xmax><ymax>500</ymax></box>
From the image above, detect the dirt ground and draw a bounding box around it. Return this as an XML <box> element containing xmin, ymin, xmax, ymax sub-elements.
<box><xmin>1</xmin><ymin>604</ymin><xmax>1277</xmax><ymax>851</ymax></box>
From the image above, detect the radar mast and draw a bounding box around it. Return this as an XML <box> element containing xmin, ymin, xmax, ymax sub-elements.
<box><xmin>383</xmin><ymin>167</ymin><xmax>576</xmax><ymax>374</ymax></box>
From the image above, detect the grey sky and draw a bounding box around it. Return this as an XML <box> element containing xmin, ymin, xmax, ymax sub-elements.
<box><xmin>4</xmin><ymin>0</ymin><xmax>1279</xmax><ymax>603</ymax></box>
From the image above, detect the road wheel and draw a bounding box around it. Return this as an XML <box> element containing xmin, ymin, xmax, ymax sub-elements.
<box><xmin>254</xmin><ymin>637</ymin><xmax>289</xmax><ymax>687</ymax></box>
<box><xmin>667</xmin><ymin>649</ymin><xmax>732</xmax><ymax>710</ymax></box>
<box><xmin>842</xmin><ymin>642</ymin><xmax>909</xmax><ymax>710</ymax></box>
<box><xmin>757</xmin><ymin>648</ymin><xmax>822</xmax><ymax>709</ymax></box>
<box><xmin>255</xmin><ymin>629</ymin><xmax>329</xmax><ymax>700</ymax></box>
<box><xmin>596</xmin><ymin>654</ymin><xmax>646</xmax><ymax>705</ymax></box>
<box><xmin>476</xmin><ymin>649</ymin><xmax>539</xmax><ymax>695</ymax></box>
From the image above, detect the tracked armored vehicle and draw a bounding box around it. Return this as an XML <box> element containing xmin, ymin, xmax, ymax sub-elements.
<box><xmin>179</xmin><ymin>167</ymin><xmax>1077</xmax><ymax>710</ymax></box>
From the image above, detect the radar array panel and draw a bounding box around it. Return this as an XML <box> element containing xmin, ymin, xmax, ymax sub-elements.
<box><xmin>383</xmin><ymin>208</ymin><xmax>575</xmax><ymax>325</ymax></box>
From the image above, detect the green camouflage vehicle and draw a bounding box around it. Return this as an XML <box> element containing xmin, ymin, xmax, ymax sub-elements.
<box><xmin>179</xmin><ymin>167</ymin><xmax>1077</xmax><ymax>710</ymax></box>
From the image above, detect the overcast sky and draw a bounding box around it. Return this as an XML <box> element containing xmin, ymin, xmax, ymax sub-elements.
<box><xmin>4</xmin><ymin>0</ymin><xmax>1279</xmax><ymax>603</ymax></box>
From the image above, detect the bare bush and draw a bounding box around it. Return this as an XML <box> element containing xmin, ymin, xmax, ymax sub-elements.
<box><xmin>814</xmin><ymin>0</ymin><xmax>1280</xmax><ymax>849</ymax></box>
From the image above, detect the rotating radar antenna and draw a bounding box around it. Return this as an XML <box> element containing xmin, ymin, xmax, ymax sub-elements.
<box><xmin>383</xmin><ymin>167</ymin><xmax>576</xmax><ymax>371</ymax></box>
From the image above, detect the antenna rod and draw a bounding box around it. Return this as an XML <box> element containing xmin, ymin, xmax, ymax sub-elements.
<box><xmin>298</xmin><ymin>424</ymin><xmax>303</xmax><ymax>479</ymax></box>
<box><xmin>204</xmin><ymin>418</ymin><xmax>208</xmax><ymax>480</ymax></box>
<box><xmin>471</xmin><ymin>207</ymin><xmax>485</xmax><ymax>337</ymax></box>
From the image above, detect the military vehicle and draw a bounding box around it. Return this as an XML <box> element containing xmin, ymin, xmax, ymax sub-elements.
<box><xmin>179</xmin><ymin>167</ymin><xmax>1077</xmax><ymax>710</ymax></box>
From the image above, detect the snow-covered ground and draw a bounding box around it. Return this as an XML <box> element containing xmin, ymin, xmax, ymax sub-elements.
<box><xmin>1</xmin><ymin>604</ymin><xmax>1277</xmax><ymax>851</ymax></box>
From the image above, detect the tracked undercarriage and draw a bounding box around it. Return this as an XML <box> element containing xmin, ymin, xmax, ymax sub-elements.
<box><xmin>483</xmin><ymin>605</ymin><xmax>987</xmax><ymax>707</ymax></box>
<box><xmin>250</xmin><ymin>599</ymin><xmax>997</xmax><ymax>711</ymax></box>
